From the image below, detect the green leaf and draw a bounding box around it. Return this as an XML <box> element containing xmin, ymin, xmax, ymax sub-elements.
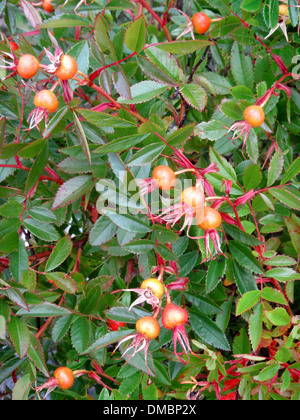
<box><xmin>267</xmin><ymin>149</ymin><xmax>284</xmax><ymax>187</ymax></box>
<box><xmin>52</xmin><ymin>316</ymin><xmax>74</xmax><ymax>342</ymax></box>
<box><xmin>209</xmin><ymin>16</ymin><xmax>241</xmax><ymax>37</ymax></box>
<box><xmin>45</xmin><ymin>236</ymin><xmax>73</xmax><ymax>272</ymax></box>
<box><xmin>119</xmin><ymin>371</ymin><xmax>142</xmax><ymax>396</ymax></box>
<box><xmin>94</xmin><ymin>14</ymin><xmax>116</xmax><ymax>57</ymax></box>
<box><xmin>136</xmin><ymin>55</ymin><xmax>178</xmax><ymax>86</ymax></box>
<box><xmin>10</xmin><ymin>238</ymin><xmax>28</xmax><ymax>283</ymax></box>
<box><xmin>254</xmin><ymin>364</ymin><xmax>280</xmax><ymax>382</ymax></box>
<box><xmin>27</xmin><ymin>335</ymin><xmax>49</xmax><ymax>377</ymax></box>
<box><xmin>249</xmin><ymin>303</ymin><xmax>263</xmax><ymax>351</ymax></box>
<box><xmin>241</xmin><ymin>0</ymin><xmax>263</xmax><ymax>11</ymax></box>
<box><xmin>27</xmin><ymin>207</ymin><xmax>56</xmax><ymax>223</ymax></box>
<box><xmin>209</xmin><ymin>147</ymin><xmax>237</xmax><ymax>181</ymax></box>
<box><xmin>155</xmin><ymin>40</ymin><xmax>214</xmax><ymax>54</ymax></box>
<box><xmin>124</xmin><ymin>15</ymin><xmax>146</xmax><ymax>53</ymax></box>
<box><xmin>46</xmin><ymin>272</ymin><xmax>78</xmax><ymax>294</ymax></box>
<box><xmin>16</xmin><ymin>303</ymin><xmax>72</xmax><ymax>317</ymax></box>
<box><xmin>0</xmin><ymin>315</ymin><xmax>5</xmax><ymax>340</ymax></box>
<box><xmin>43</xmin><ymin>106</ymin><xmax>69</xmax><ymax>138</ymax></box>
<box><xmin>122</xmin><ymin>239</ymin><xmax>155</xmax><ymax>254</ymax></box>
<box><xmin>243</xmin><ymin>164</ymin><xmax>262</xmax><ymax>191</ymax></box>
<box><xmin>280</xmin><ymin>156</ymin><xmax>300</xmax><ymax>184</ymax></box>
<box><xmin>264</xmin><ymin>255</ymin><xmax>297</xmax><ymax>267</ymax></box>
<box><xmin>223</xmin><ymin>223</ymin><xmax>263</xmax><ymax>246</ymax></box>
<box><xmin>0</xmin><ymin>117</ymin><xmax>6</xmax><ymax>153</ymax></box>
<box><xmin>206</xmin><ymin>257</ymin><xmax>226</xmax><ymax>294</ymax></box>
<box><xmin>231</xmin><ymin>42</ymin><xmax>254</xmax><ymax>89</ymax></box>
<box><xmin>24</xmin><ymin>140</ymin><xmax>49</xmax><ymax>195</ymax></box>
<box><xmin>118</xmin><ymin>81</ymin><xmax>168</xmax><ymax>104</ymax></box>
<box><xmin>189</xmin><ymin>311</ymin><xmax>230</xmax><ymax>351</ymax></box>
<box><xmin>265</xmin><ymin>268</ymin><xmax>300</xmax><ymax>281</ymax></box>
<box><xmin>128</xmin><ymin>143</ymin><xmax>165</xmax><ymax>166</ymax></box>
<box><xmin>264</xmin><ymin>0</ymin><xmax>279</xmax><ymax>28</ymax></box>
<box><xmin>70</xmin><ymin>317</ymin><xmax>91</xmax><ymax>353</ymax></box>
<box><xmin>106</xmin><ymin>213</ymin><xmax>152</xmax><ymax>234</ymax></box>
<box><xmin>73</xmin><ymin>111</ymin><xmax>91</xmax><ymax>165</ymax></box>
<box><xmin>77</xmin><ymin>109</ymin><xmax>137</xmax><ymax>129</ymax></box>
<box><xmin>236</xmin><ymin>290</ymin><xmax>261</xmax><ymax>315</ymax></box>
<box><xmin>270</xmin><ymin>188</ymin><xmax>300</xmax><ymax>210</ymax></box>
<box><xmin>195</xmin><ymin>120</ymin><xmax>228</xmax><ymax>141</ymax></box>
<box><xmin>230</xmin><ymin>85</ymin><xmax>255</xmax><ymax>101</ymax></box>
<box><xmin>7</xmin><ymin>317</ymin><xmax>30</xmax><ymax>358</ymax></box>
<box><xmin>94</xmin><ymin>134</ymin><xmax>152</xmax><ymax>154</ymax></box>
<box><xmin>284</xmin><ymin>216</ymin><xmax>300</xmax><ymax>254</ymax></box>
<box><xmin>52</xmin><ymin>176</ymin><xmax>94</xmax><ymax>210</ymax></box>
<box><xmin>180</xmin><ymin>84</ymin><xmax>207</xmax><ymax>112</ymax></box>
<box><xmin>231</xmin><ymin>26</ymin><xmax>255</xmax><ymax>46</ymax></box>
<box><xmin>23</xmin><ymin>218</ymin><xmax>60</xmax><ymax>242</ymax></box>
<box><xmin>288</xmin><ymin>0</ymin><xmax>299</xmax><ymax>26</ymax></box>
<box><xmin>39</xmin><ymin>13</ymin><xmax>91</xmax><ymax>28</ymax></box>
<box><xmin>228</xmin><ymin>241</ymin><xmax>264</xmax><ymax>274</ymax></box>
<box><xmin>265</xmin><ymin>308</ymin><xmax>291</xmax><ymax>326</ymax></box>
<box><xmin>261</xmin><ymin>287</ymin><xmax>288</xmax><ymax>305</ymax></box>
<box><xmin>89</xmin><ymin>216</ymin><xmax>119</xmax><ymax>246</ymax></box>
<box><xmin>12</xmin><ymin>374</ymin><xmax>31</xmax><ymax>400</ymax></box>
<box><xmin>82</xmin><ymin>329</ymin><xmax>136</xmax><ymax>354</ymax></box>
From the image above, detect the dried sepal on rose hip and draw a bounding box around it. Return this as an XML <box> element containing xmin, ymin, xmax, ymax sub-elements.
<box><xmin>265</xmin><ymin>3</ymin><xmax>293</xmax><ymax>42</ymax></box>
<box><xmin>153</xmin><ymin>181</ymin><xmax>205</xmax><ymax>237</ymax></box>
<box><xmin>138</xmin><ymin>165</ymin><xmax>176</xmax><ymax>196</ymax></box>
<box><xmin>227</xmin><ymin>105</ymin><xmax>265</xmax><ymax>158</ymax></box>
<box><xmin>28</xmin><ymin>89</ymin><xmax>58</xmax><ymax>131</ymax></box>
<box><xmin>162</xmin><ymin>302</ymin><xmax>191</xmax><ymax>364</ymax></box>
<box><xmin>112</xmin><ymin>278</ymin><xmax>164</xmax><ymax>311</ymax></box>
<box><xmin>112</xmin><ymin>316</ymin><xmax>160</xmax><ymax>375</ymax></box>
<box><xmin>188</xmin><ymin>206</ymin><xmax>225</xmax><ymax>261</ymax></box>
<box><xmin>35</xmin><ymin>367</ymin><xmax>74</xmax><ymax>399</ymax></box>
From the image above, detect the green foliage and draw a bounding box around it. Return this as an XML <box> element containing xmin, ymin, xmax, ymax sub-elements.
<box><xmin>0</xmin><ymin>0</ymin><xmax>299</xmax><ymax>402</ymax></box>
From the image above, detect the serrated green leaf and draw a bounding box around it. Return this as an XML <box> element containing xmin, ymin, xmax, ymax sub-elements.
<box><xmin>118</xmin><ymin>81</ymin><xmax>168</xmax><ymax>104</ymax></box>
<box><xmin>71</xmin><ymin>317</ymin><xmax>91</xmax><ymax>353</ymax></box>
<box><xmin>39</xmin><ymin>13</ymin><xmax>91</xmax><ymax>28</ymax></box>
<box><xmin>16</xmin><ymin>303</ymin><xmax>71</xmax><ymax>317</ymax></box>
<box><xmin>281</xmin><ymin>156</ymin><xmax>300</xmax><ymax>185</ymax></box>
<box><xmin>46</xmin><ymin>272</ymin><xmax>78</xmax><ymax>294</ymax></box>
<box><xmin>236</xmin><ymin>290</ymin><xmax>261</xmax><ymax>316</ymax></box>
<box><xmin>229</xmin><ymin>241</ymin><xmax>264</xmax><ymax>274</ymax></box>
<box><xmin>267</xmin><ymin>149</ymin><xmax>284</xmax><ymax>187</ymax></box>
<box><xmin>206</xmin><ymin>257</ymin><xmax>226</xmax><ymax>294</ymax></box>
<box><xmin>265</xmin><ymin>308</ymin><xmax>291</xmax><ymax>326</ymax></box>
<box><xmin>261</xmin><ymin>287</ymin><xmax>288</xmax><ymax>304</ymax></box>
<box><xmin>249</xmin><ymin>303</ymin><xmax>263</xmax><ymax>351</ymax></box>
<box><xmin>189</xmin><ymin>311</ymin><xmax>230</xmax><ymax>351</ymax></box>
<box><xmin>52</xmin><ymin>176</ymin><xmax>94</xmax><ymax>210</ymax></box>
<box><xmin>45</xmin><ymin>236</ymin><xmax>73</xmax><ymax>272</ymax></box>
<box><xmin>125</xmin><ymin>15</ymin><xmax>146</xmax><ymax>53</ymax></box>
<box><xmin>7</xmin><ymin>317</ymin><xmax>30</xmax><ymax>359</ymax></box>
<box><xmin>23</xmin><ymin>218</ymin><xmax>60</xmax><ymax>242</ymax></box>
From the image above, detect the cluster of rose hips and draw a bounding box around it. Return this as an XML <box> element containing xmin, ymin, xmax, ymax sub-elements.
<box><xmin>1</xmin><ymin>46</ymin><xmax>78</xmax><ymax>129</ymax></box>
<box><xmin>13</xmin><ymin>4</ymin><xmax>282</xmax><ymax>395</ymax></box>
<box><xmin>109</xmin><ymin>277</ymin><xmax>191</xmax><ymax>372</ymax></box>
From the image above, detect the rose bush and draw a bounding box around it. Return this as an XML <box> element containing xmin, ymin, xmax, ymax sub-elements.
<box><xmin>0</xmin><ymin>0</ymin><xmax>299</xmax><ymax>401</ymax></box>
